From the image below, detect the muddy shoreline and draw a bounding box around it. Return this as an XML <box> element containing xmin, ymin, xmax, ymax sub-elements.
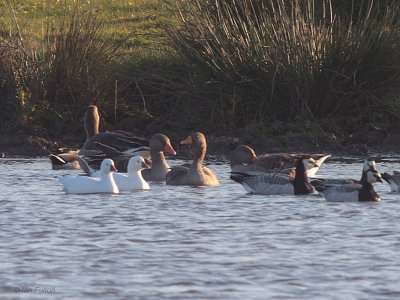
<box><xmin>1</xmin><ymin>124</ymin><xmax>399</xmax><ymax>159</ymax></box>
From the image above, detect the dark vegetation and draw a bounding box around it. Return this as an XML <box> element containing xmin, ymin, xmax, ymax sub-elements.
<box><xmin>1</xmin><ymin>0</ymin><xmax>400</xmax><ymax>150</ymax></box>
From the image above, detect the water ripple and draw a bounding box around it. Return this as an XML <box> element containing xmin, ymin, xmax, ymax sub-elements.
<box><xmin>0</xmin><ymin>157</ymin><xmax>400</xmax><ymax>299</ymax></box>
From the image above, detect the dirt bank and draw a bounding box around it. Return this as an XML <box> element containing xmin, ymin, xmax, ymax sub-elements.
<box><xmin>1</xmin><ymin>123</ymin><xmax>398</xmax><ymax>159</ymax></box>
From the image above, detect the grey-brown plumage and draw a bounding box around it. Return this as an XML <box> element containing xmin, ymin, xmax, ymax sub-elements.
<box><xmin>141</xmin><ymin>134</ymin><xmax>176</xmax><ymax>182</ymax></box>
<box><xmin>166</xmin><ymin>132</ymin><xmax>219</xmax><ymax>186</ymax></box>
<box><xmin>80</xmin><ymin>105</ymin><xmax>148</xmax><ymax>155</ymax></box>
<box><xmin>50</xmin><ymin>105</ymin><xmax>148</xmax><ymax>169</ymax></box>
<box><xmin>230</xmin><ymin>145</ymin><xmax>330</xmax><ymax>177</ymax></box>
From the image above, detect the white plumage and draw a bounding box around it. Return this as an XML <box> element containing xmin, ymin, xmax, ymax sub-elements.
<box><xmin>59</xmin><ymin>159</ymin><xmax>119</xmax><ymax>194</ymax></box>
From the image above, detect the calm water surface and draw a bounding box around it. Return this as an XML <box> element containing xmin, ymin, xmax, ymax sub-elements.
<box><xmin>1</xmin><ymin>155</ymin><xmax>400</xmax><ymax>299</ymax></box>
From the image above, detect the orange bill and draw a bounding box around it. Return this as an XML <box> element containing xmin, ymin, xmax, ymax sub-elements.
<box><xmin>164</xmin><ymin>143</ymin><xmax>177</xmax><ymax>155</ymax></box>
<box><xmin>180</xmin><ymin>136</ymin><xmax>193</xmax><ymax>145</ymax></box>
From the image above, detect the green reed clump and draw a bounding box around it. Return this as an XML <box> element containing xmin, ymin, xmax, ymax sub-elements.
<box><xmin>168</xmin><ymin>0</ymin><xmax>400</xmax><ymax>132</ymax></box>
<box><xmin>0</xmin><ymin>38</ymin><xmax>21</xmax><ymax>131</ymax></box>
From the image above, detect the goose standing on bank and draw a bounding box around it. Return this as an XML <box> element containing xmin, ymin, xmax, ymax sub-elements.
<box><xmin>59</xmin><ymin>159</ymin><xmax>119</xmax><ymax>194</ymax></box>
<box><xmin>50</xmin><ymin>105</ymin><xmax>148</xmax><ymax>170</ymax></box>
<box><xmin>166</xmin><ymin>132</ymin><xmax>219</xmax><ymax>186</ymax></box>
<box><xmin>314</xmin><ymin>160</ymin><xmax>383</xmax><ymax>202</ymax></box>
<box><xmin>80</xmin><ymin>105</ymin><xmax>148</xmax><ymax>154</ymax></box>
<box><xmin>230</xmin><ymin>145</ymin><xmax>330</xmax><ymax>177</ymax></box>
<box><xmin>230</xmin><ymin>157</ymin><xmax>318</xmax><ymax>195</ymax></box>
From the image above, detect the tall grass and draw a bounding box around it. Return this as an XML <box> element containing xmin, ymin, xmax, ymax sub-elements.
<box><xmin>168</xmin><ymin>0</ymin><xmax>400</xmax><ymax>132</ymax></box>
<box><xmin>0</xmin><ymin>2</ymin><xmax>127</xmax><ymax>134</ymax></box>
<box><xmin>0</xmin><ymin>38</ymin><xmax>20</xmax><ymax>129</ymax></box>
<box><xmin>0</xmin><ymin>0</ymin><xmax>171</xmax><ymax>135</ymax></box>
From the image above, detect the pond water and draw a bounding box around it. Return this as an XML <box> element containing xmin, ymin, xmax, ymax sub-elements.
<box><xmin>1</xmin><ymin>155</ymin><xmax>400</xmax><ymax>299</ymax></box>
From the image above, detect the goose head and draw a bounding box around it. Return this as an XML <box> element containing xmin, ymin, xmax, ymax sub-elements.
<box><xmin>181</xmin><ymin>132</ymin><xmax>206</xmax><ymax>147</ymax></box>
<box><xmin>181</xmin><ymin>132</ymin><xmax>208</xmax><ymax>164</ymax></box>
<box><xmin>100</xmin><ymin>159</ymin><xmax>117</xmax><ymax>175</ymax></box>
<box><xmin>151</xmin><ymin>134</ymin><xmax>176</xmax><ymax>155</ymax></box>
<box><xmin>365</xmin><ymin>169</ymin><xmax>383</xmax><ymax>184</ymax></box>
<box><xmin>127</xmin><ymin>156</ymin><xmax>150</xmax><ymax>173</ymax></box>
<box><xmin>300</xmin><ymin>157</ymin><xmax>318</xmax><ymax>172</ymax></box>
<box><xmin>363</xmin><ymin>159</ymin><xmax>377</xmax><ymax>172</ymax></box>
<box><xmin>230</xmin><ymin>145</ymin><xmax>257</xmax><ymax>166</ymax></box>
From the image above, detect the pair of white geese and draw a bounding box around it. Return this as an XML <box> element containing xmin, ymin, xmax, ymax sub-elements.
<box><xmin>57</xmin><ymin>106</ymin><xmax>395</xmax><ymax>201</ymax></box>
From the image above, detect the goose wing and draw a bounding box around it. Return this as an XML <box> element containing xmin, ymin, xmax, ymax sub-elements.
<box><xmin>230</xmin><ymin>172</ymin><xmax>294</xmax><ymax>194</ymax></box>
<box><xmin>165</xmin><ymin>166</ymin><xmax>190</xmax><ymax>185</ymax></box>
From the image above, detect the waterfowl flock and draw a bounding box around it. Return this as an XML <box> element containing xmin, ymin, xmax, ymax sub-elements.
<box><xmin>54</xmin><ymin>105</ymin><xmax>398</xmax><ymax>201</ymax></box>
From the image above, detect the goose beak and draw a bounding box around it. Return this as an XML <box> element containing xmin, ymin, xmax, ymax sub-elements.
<box><xmin>142</xmin><ymin>161</ymin><xmax>150</xmax><ymax>169</ymax></box>
<box><xmin>164</xmin><ymin>143</ymin><xmax>177</xmax><ymax>155</ymax></box>
<box><xmin>110</xmin><ymin>165</ymin><xmax>117</xmax><ymax>172</ymax></box>
<box><xmin>144</xmin><ymin>158</ymin><xmax>152</xmax><ymax>167</ymax></box>
<box><xmin>180</xmin><ymin>136</ymin><xmax>193</xmax><ymax>145</ymax></box>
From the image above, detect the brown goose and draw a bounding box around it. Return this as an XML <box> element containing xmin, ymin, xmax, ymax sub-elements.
<box><xmin>230</xmin><ymin>145</ymin><xmax>330</xmax><ymax>177</ymax></box>
<box><xmin>166</xmin><ymin>132</ymin><xmax>219</xmax><ymax>186</ymax></box>
<box><xmin>79</xmin><ymin>105</ymin><xmax>148</xmax><ymax>154</ymax></box>
<box><xmin>50</xmin><ymin>105</ymin><xmax>148</xmax><ymax>169</ymax></box>
<box><xmin>142</xmin><ymin>134</ymin><xmax>176</xmax><ymax>182</ymax></box>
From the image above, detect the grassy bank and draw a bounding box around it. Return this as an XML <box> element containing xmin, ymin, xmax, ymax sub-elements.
<box><xmin>1</xmin><ymin>0</ymin><xmax>400</xmax><ymax>143</ymax></box>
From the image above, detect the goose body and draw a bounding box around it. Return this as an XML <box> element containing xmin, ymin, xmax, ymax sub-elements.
<box><xmin>310</xmin><ymin>159</ymin><xmax>377</xmax><ymax>187</ymax></box>
<box><xmin>103</xmin><ymin>156</ymin><xmax>150</xmax><ymax>191</ymax></box>
<box><xmin>166</xmin><ymin>132</ymin><xmax>219</xmax><ymax>186</ymax></box>
<box><xmin>81</xmin><ymin>144</ymin><xmax>150</xmax><ymax>172</ymax></box>
<box><xmin>314</xmin><ymin>160</ymin><xmax>382</xmax><ymax>202</ymax></box>
<box><xmin>230</xmin><ymin>145</ymin><xmax>330</xmax><ymax>177</ymax></box>
<box><xmin>50</xmin><ymin>151</ymin><xmax>80</xmax><ymax>170</ymax></box>
<box><xmin>230</xmin><ymin>157</ymin><xmax>317</xmax><ymax>195</ymax></box>
<box><xmin>59</xmin><ymin>159</ymin><xmax>119</xmax><ymax>194</ymax></box>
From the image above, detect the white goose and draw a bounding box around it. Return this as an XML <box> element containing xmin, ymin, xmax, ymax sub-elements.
<box><xmin>230</xmin><ymin>157</ymin><xmax>318</xmax><ymax>195</ymax></box>
<box><xmin>59</xmin><ymin>159</ymin><xmax>119</xmax><ymax>194</ymax></box>
<box><xmin>314</xmin><ymin>160</ymin><xmax>383</xmax><ymax>202</ymax></box>
<box><xmin>101</xmin><ymin>156</ymin><xmax>150</xmax><ymax>191</ymax></box>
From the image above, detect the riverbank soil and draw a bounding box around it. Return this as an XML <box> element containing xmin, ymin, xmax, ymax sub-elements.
<box><xmin>1</xmin><ymin>119</ymin><xmax>399</xmax><ymax>158</ymax></box>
